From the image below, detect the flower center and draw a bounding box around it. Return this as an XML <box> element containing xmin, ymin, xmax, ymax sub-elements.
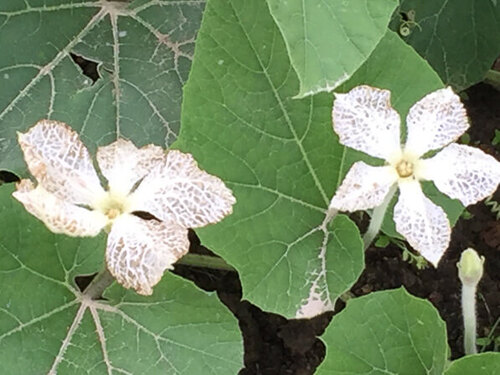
<box><xmin>94</xmin><ymin>191</ymin><xmax>131</xmax><ymax>221</ymax></box>
<box><xmin>105</xmin><ymin>206</ymin><xmax>122</xmax><ymax>220</ymax></box>
<box><xmin>396</xmin><ymin>160</ymin><xmax>414</xmax><ymax>178</ymax></box>
<box><xmin>102</xmin><ymin>199</ymin><xmax>126</xmax><ymax>220</ymax></box>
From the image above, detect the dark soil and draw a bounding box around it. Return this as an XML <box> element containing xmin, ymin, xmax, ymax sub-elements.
<box><xmin>175</xmin><ymin>233</ymin><xmax>333</xmax><ymax>375</ymax></box>
<box><xmin>175</xmin><ymin>82</ymin><xmax>500</xmax><ymax>374</ymax></box>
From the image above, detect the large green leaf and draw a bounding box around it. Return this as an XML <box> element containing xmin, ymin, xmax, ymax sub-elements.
<box><xmin>266</xmin><ymin>0</ymin><xmax>398</xmax><ymax>97</ymax></box>
<box><xmin>317</xmin><ymin>288</ymin><xmax>448</xmax><ymax>375</ymax></box>
<box><xmin>176</xmin><ymin>0</ymin><xmax>364</xmax><ymax>318</ymax></box>
<box><xmin>0</xmin><ymin>0</ymin><xmax>204</xmax><ymax>175</ymax></box>
<box><xmin>390</xmin><ymin>0</ymin><xmax>500</xmax><ymax>90</ymax></box>
<box><xmin>445</xmin><ymin>353</ymin><xmax>500</xmax><ymax>374</ymax></box>
<box><xmin>0</xmin><ymin>184</ymin><xmax>243</xmax><ymax>374</ymax></box>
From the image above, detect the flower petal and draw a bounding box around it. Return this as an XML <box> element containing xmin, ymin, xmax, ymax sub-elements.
<box><xmin>18</xmin><ymin>120</ymin><xmax>104</xmax><ymax>205</ymax></box>
<box><xmin>418</xmin><ymin>144</ymin><xmax>500</xmax><ymax>206</ymax></box>
<box><xmin>12</xmin><ymin>180</ymin><xmax>107</xmax><ymax>236</ymax></box>
<box><xmin>394</xmin><ymin>180</ymin><xmax>451</xmax><ymax>266</ymax></box>
<box><xmin>96</xmin><ymin>139</ymin><xmax>165</xmax><ymax>196</ymax></box>
<box><xmin>106</xmin><ymin>215</ymin><xmax>189</xmax><ymax>295</ymax></box>
<box><xmin>329</xmin><ymin>162</ymin><xmax>398</xmax><ymax>212</ymax></box>
<box><xmin>130</xmin><ymin>150</ymin><xmax>236</xmax><ymax>228</ymax></box>
<box><xmin>405</xmin><ymin>87</ymin><xmax>469</xmax><ymax>157</ymax></box>
<box><xmin>333</xmin><ymin>85</ymin><xmax>401</xmax><ymax>160</ymax></box>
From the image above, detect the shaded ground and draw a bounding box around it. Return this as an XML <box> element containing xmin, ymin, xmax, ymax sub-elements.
<box><xmin>175</xmin><ymin>82</ymin><xmax>500</xmax><ymax>374</ymax></box>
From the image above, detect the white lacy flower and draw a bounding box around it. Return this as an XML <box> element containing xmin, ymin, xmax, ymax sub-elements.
<box><xmin>13</xmin><ymin>120</ymin><xmax>236</xmax><ymax>295</ymax></box>
<box><xmin>329</xmin><ymin>86</ymin><xmax>500</xmax><ymax>266</ymax></box>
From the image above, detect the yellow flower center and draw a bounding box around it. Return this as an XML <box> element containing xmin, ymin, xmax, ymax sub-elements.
<box><xmin>396</xmin><ymin>159</ymin><xmax>414</xmax><ymax>178</ymax></box>
<box><xmin>94</xmin><ymin>191</ymin><xmax>131</xmax><ymax>221</ymax></box>
<box><xmin>105</xmin><ymin>206</ymin><xmax>122</xmax><ymax>220</ymax></box>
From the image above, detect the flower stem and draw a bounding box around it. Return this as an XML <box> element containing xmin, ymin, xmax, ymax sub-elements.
<box><xmin>362</xmin><ymin>185</ymin><xmax>397</xmax><ymax>250</ymax></box>
<box><xmin>462</xmin><ymin>283</ymin><xmax>478</xmax><ymax>354</ymax></box>
<box><xmin>84</xmin><ymin>268</ymin><xmax>115</xmax><ymax>300</ymax></box>
<box><xmin>457</xmin><ymin>248</ymin><xmax>484</xmax><ymax>355</ymax></box>
<box><xmin>177</xmin><ymin>253</ymin><xmax>236</xmax><ymax>271</ymax></box>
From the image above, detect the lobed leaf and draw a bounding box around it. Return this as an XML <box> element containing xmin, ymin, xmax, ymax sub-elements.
<box><xmin>0</xmin><ymin>0</ymin><xmax>204</xmax><ymax>175</ymax></box>
<box><xmin>0</xmin><ymin>184</ymin><xmax>243</xmax><ymax>374</ymax></box>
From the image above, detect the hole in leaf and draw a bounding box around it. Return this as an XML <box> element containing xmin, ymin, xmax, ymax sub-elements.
<box><xmin>0</xmin><ymin>170</ymin><xmax>20</xmax><ymax>183</ymax></box>
<box><xmin>70</xmin><ymin>53</ymin><xmax>100</xmax><ymax>83</ymax></box>
<box><xmin>399</xmin><ymin>11</ymin><xmax>410</xmax><ymax>21</ymax></box>
<box><xmin>75</xmin><ymin>272</ymin><xmax>97</xmax><ymax>292</ymax></box>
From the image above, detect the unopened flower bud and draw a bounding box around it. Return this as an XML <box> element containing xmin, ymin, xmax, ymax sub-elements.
<box><xmin>457</xmin><ymin>248</ymin><xmax>484</xmax><ymax>287</ymax></box>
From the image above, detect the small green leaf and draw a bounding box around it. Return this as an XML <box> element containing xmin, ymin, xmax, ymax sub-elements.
<box><xmin>445</xmin><ymin>353</ymin><xmax>500</xmax><ymax>375</ymax></box>
<box><xmin>460</xmin><ymin>133</ymin><xmax>471</xmax><ymax>145</ymax></box>
<box><xmin>460</xmin><ymin>209</ymin><xmax>474</xmax><ymax>220</ymax></box>
<box><xmin>317</xmin><ymin>288</ymin><xmax>448</xmax><ymax>375</ymax></box>
<box><xmin>0</xmin><ymin>0</ymin><xmax>204</xmax><ymax>175</ymax></box>
<box><xmin>374</xmin><ymin>234</ymin><xmax>391</xmax><ymax>248</ymax></box>
<box><xmin>390</xmin><ymin>0</ymin><xmax>500</xmax><ymax>90</ymax></box>
<box><xmin>0</xmin><ymin>184</ymin><xmax>243</xmax><ymax>374</ymax></box>
<box><xmin>266</xmin><ymin>0</ymin><xmax>398</xmax><ymax>97</ymax></box>
<box><xmin>476</xmin><ymin>337</ymin><xmax>492</xmax><ymax>346</ymax></box>
<box><xmin>492</xmin><ymin>129</ymin><xmax>500</xmax><ymax>146</ymax></box>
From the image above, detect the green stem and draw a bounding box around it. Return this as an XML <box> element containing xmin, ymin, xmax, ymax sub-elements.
<box><xmin>363</xmin><ymin>185</ymin><xmax>397</xmax><ymax>250</ymax></box>
<box><xmin>84</xmin><ymin>268</ymin><xmax>115</xmax><ymax>300</ymax></box>
<box><xmin>177</xmin><ymin>253</ymin><xmax>236</xmax><ymax>271</ymax></box>
<box><xmin>484</xmin><ymin>69</ymin><xmax>500</xmax><ymax>89</ymax></box>
<box><xmin>462</xmin><ymin>283</ymin><xmax>478</xmax><ymax>354</ymax></box>
<box><xmin>339</xmin><ymin>291</ymin><xmax>355</xmax><ymax>303</ymax></box>
<box><xmin>82</xmin><ymin>255</ymin><xmax>234</xmax><ymax>300</ymax></box>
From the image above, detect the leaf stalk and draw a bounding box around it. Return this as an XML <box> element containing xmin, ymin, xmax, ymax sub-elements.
<box><xmin>484</xmin><ymin>69</ymin><xmax>500</xmax><ymax>90</ymax></box>
<box><xmin>177</xmin><ymin>253</ymin><xmax>236</xmax><ymax>271</ymax></box>
<box><xmin>362</xmin><ymin>185</ymin><xmax>397</xmax><ymax>250</ymax></box>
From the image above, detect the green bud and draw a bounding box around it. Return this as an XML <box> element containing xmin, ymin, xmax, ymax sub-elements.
<box><xmin>457</xmin><ymin>248</ymin><xmax>484</xmax><ymax>287</ymax></box>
